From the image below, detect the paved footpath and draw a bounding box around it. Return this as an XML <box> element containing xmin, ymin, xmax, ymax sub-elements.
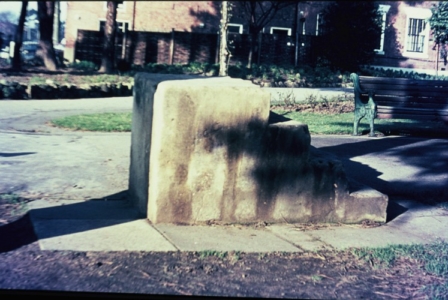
<box><xmin>0</xmin><ymin>96</ymin><xmax>447</xmax><ymax>253</ymax></box>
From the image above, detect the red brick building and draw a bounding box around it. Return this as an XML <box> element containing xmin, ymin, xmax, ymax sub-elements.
<box><xmin>291</xmin><ymin>1</ymin><xmax>442</xmax><ymax>74</ymax></box>
<box><xmin>368</xmin><ymin>1</ymin><xmax>444</xmax><ymax>75</ymax></box>
<box><xmin>65</xmin><ymin>1</ymin><xmax>444</xmax><ymax>74</ymax></box>
<box><xmin>64</xmin><ymin>1</ymin><xmax>221</xmax><ymax>63</ymax></box>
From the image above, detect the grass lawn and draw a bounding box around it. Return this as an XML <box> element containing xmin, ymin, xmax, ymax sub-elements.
<box><xmin>51</xmin><ymin>108</ymin><xmax>448</xmax><ymax>137</ymax></box>
<box><xmin>351</xmin><ymin>240</ymin><xmax>448</xmax><ymax>298</ymax></box>
<box><xmin>274</xmin><ymin>110</ymin><xmax>448</xmax><ymax>137</ymax></box>
<box><xmin>50</xmin><ymin>112</ymin><xmax>132</xmax><ymax>132</ymax></box>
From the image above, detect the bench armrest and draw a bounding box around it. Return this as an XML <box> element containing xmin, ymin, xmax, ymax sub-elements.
<box><xmin>350</xmin><ymin>73</ymin><xmax>376</xmax><ymax>105</ymax></box>
<box><xmin>350</xmin><ymin>73</ymin><xmax>377</xmax><ymax>136</ymax></box>
<box><xmin>350</xmin><ymin>73</ymin><xmax>367</xmax><ymax>95</ymax></box>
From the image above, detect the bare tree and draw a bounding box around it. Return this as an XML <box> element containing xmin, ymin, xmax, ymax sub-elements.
<box><xmin>53</xmin><ymin>1</ymin><xmax>60</xmax><ymax>45</ymax></box>
<box><xmin>219</xmin><ymin>1</ymin><xmax>230</xmax><ymax>76</ymax></box>
<box><xmin>37</xmin><ymin>1</ymin><xmax>58</xmax><ymax>71</ymax></box>
<box><xmin>12</xmin><ymin>1</ymin><xmax>28</xmax><ymax>71</ymax></box>
<box><xmin>99</xmin><ymin>1</ymin><xmax>118</xmax><ymax>74</ymax></box>
<box><xmin>231</xmin><ymin>1</ymin><xmax>296</xmax><ymax>68</ymax></box>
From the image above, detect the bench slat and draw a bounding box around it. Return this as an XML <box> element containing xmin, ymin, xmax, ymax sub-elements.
<box><xmin>376</xmin><ymin>113</ymin><xmax>444</xmax><ymax>120</ymax></box>
<box><xmin>377</xmin><ymin>106</ymin><xmax>448</xmax><ymax>115</ymax></box>
<box><xmin>351</xmin><ymin>73</ymin><xmax>448</xmax><ymax>136</ymax></box>
<box><xmin>360</xmin><ymin>82</ymin><xmax>448</xmax><ymax>90</ymax></box>
<box><xmin>359</xmin><ymin>86</ymin><xmax>448</xmax><ymax>97</ymax></box>
<box><xmin>359</xmin><ymin>76</ymin><xmax>448</xmax><ymax>87</ymax></box>
<box><xmin>360</xmin><ymin>82</ymin><xmax>448</xmax><ymax>88</ymax></box>
<box><xmin>376</xmin><ymin>102</ymin><xmax>448</xmax><ymax>110</ymax></box>
<box><xmin>371</xmin><ymin>96</ymin><xmax>448</xmax><ymax>107</ymax></box>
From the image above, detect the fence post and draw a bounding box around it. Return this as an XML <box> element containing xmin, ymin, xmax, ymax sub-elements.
<box><xmin>169</xmin><ymin>28</ymin><xmax>174</xmax><ymax>65</ymax></box>
<box><xmin>215</xmin><ymin>32</ymin><xmax>220</xmax><ymax>64</ymax></box>
<box><xmin>121</xmin><ymin>28</ymin><xmax>127</xmax><ymax>60</ymax></box>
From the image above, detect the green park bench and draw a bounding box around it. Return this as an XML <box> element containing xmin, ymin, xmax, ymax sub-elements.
<box><xmin>350</xmin><ymin>73</ymin><xmax>448</xmax><ymax>136</ymax></box>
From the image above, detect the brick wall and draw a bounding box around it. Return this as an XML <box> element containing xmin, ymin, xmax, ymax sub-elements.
<box><xmin>65</xmin><ymin>1</ymin><xmax>220</xmax><ymax>62</ymax></box>
<box><xmin>372</xmin><ymin>1</ymin><xmax>441</xmax><ymax>72</ymax></box>
<box><xmin>67</xmin><ymin>1</ymin><xmax>445</xmax><ymax>73</ymax></box>
<box><xmin>74</xmin><ymin>29</ymin><xmax>319</xmax><ymax>67</ymax></box>
<box><xmin>75</xmin><ymin>30</ymin><xmax>219</xmax><ymax>66</ymax></box>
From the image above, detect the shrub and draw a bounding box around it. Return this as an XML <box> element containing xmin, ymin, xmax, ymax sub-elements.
<box><xmin>182</xmin><ymin>62</ymin><xmax>205</xmax><ymax>74</ymax></box>
<box><xmin>69</xmin><ymin>60</ymin><xmax>98</xmax><ymax>71</ymax></box>
<box><xmin>360</xmin><ymin>66</ymin><xmax>448</xmax><ymax>80</ymax></box>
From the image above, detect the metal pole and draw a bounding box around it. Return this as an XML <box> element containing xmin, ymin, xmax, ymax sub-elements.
<box><xmin>294</xmin><ymin>3</ymin><xmax>299</xmax><ymax>66</ymax></box>
<box><xmin>436</xmin><ymin>42</ymin><xmax>439</xmax><ymax>77</ymax></box>
<box><xmin>169</xmin><ymin>28</ymin><xmax>174</xmax><ymax>65</ymax></box>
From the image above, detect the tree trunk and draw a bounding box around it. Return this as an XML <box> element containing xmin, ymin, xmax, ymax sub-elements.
<box><xmin>218</xmin><ymin>1</ymin><xmax>229</xmax><ymax>76</ymax></box>
<box><xmin>99</xmin><ymin>1</ymin><xmax>118</xmax><ymax>74</ymax></box>
<box><xmin>38</xmin><ymin>1</ymin><xmax>58</xmax><ymax>71</ymax></box>
<box><xmin>53</xmin><ymin>1</ymin><xmax>60</xmax><ymax>44</ymax></box>
<box><xmin>12</xmin><ymin>1</ymin><xmax>28</xmax><ymax>71</ymax></box>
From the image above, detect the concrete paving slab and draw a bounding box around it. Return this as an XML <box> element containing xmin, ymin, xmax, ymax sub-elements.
<box><xmin>393</xmin><ymin>199</ymin><xmax>448</xmax><ymax>217</ymax></box>
<box><xmin>387</xmin><ymin>215</ymin><xmax>448</xmax><ymax>241</ymax></box>
<box><xmin>33</xmin><ymin>219</ymin><xmax>177</xmax><ymax>251</ymax></box>
<box><xmin>154</xmin><ymin>224</ymin><xmax>301</xmax><ymax>253</ymax></box>
<box><xmin>266</xmin><ymin>225</ymin><xmax>331</xmax><ymax>251</ymax></box>
<box><xmin>300</xmin><ymin>225</ymin><xmax>434</xmax><ymax>250</ymax></box>
<box><xmin>0</xmin><ymin>133</ymin><xmax>130</xmax><ymax>200</ymax></box>
<box><xmin>27</xmin><ymin>199</ymin><xmax>177</xmax><ymax>251</ymax></box>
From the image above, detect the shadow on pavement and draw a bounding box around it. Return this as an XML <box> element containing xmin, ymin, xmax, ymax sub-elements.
<box><xmin>0</xmin><ymin>213</ymin><xmax>38</xmax><ymax>253</ymax></box>
<box><xmin>0</xmin><ymin>190</ymin><xmax>139</xmax><ymax>252</ymax></box>
<box><xmin>386</xmin><ymin>200</ymin><xmax>408</xmax><ymax>223</ymax></box>
<box><xmin>0</xmin><ymin>152</ymin><xmax>37</xmax><ymax>157</ymax></box>
<box><xmin>315</xmin><ymin>136</ymin><xmax>448</xmax><ymax>204</ymax></box>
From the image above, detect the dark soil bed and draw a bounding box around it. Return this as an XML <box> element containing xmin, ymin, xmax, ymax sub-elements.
<box><xmin>271</xmin><ymin>100</ymin><xmax>355</xmax><ymax>115</ymax></box>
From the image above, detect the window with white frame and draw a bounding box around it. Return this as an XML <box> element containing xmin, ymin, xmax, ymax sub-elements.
<box><xmin>407</xmin><ymin>19</ymin><xmax>427</xmax><ymax>52</ymax></box>
<box><xmin>374</xmin><ymin>4</ymin><xmax>390</xmax><ymax>55</ymax></box>
<box><xmin>403</xmin><ymin>6</ymin><xmax>432</xmax><ymax>58</ymax></box>
<box><xmin>316</xmin><ymin>13</ymin><xmax>324</xmax><ymax>36</ymax></box>
<box><xmin>227</xmin><ymin>24</ymin><xmax>243</xmax><ymax>52</ymax></box>
<box><xmin>99</xmin><ymin>20</ymin><xmax>129</xmax><ymax>33</ymax></box>
<box><xmin>270</xmin><ymin>27</ymin><xmax>291</xmax><ymax>36</ymax></box>
<box><xmin>227</xmin><ymin>23</ymin><xmax>243</xmax><ymax>34</ymax></box>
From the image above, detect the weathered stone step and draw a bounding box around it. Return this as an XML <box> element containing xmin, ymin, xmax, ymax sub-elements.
<box><xmin>129</xmin><ymin>73</ymin><xmax>388</xmax><ymax>225</ymax></box>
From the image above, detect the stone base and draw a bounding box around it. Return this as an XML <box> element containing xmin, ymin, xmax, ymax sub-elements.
<box><xmin>129</xmin><ymin>73</ymin><xmax>388</xmax><ymax>224</ymax></box>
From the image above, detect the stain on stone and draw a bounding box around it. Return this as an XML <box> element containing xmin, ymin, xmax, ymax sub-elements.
<box><xmin>202</xmin><ymin>123</ymin><xmax>223</xmax><ymax>153</ymax></box>
<box><xmin>221</xmin><ymin>124</ymin><xmax>246</xmax><ymax>221</ymax></box>
<box><xmin>162</xmin><ymin>91</ymin><xmax>196</xmax><ymax>223</ymax></box>
<box><xmin>200</xmin><ymin>117</ymin><xmax>321</xmax><ymax>222</ymax></box>
<box><xmin>175</xmin><ymin>164</ymin><xmax>188</xmax><ymax>185</ymax></box>
<box><xmin>306</xmin><ymin>157</ymin><xmax>340</xmax><ymax>222</ymax></box>
<box><xmin>201</xmin><ymin>118</ymin><xmax>268</xmax><ymax>221</ymax></box>
<box><xmin>252</xmin><ymin>122</ymin><xmax>311</xmax><ymax>220</ymax></box>
<box><xmin>194</xmin><ymin>173</ymin><xmax>212</xmax><ymax>192</ymax></box>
